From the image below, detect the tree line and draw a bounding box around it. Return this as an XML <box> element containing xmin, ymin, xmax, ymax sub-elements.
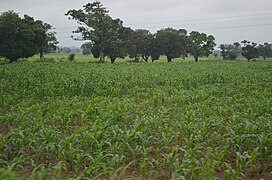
<box><xmin>219</xmin><ymin>41</ymin><xmax>272</xmax><ymax>61</ymax></box>
<box><xmin>66</xmin><ymin>2</ymin><xmax>216</xmax><ymax>63</ymax></box>
<box><xmin>0</xmin><ymin>2</ymin><xmax>216</xmax><ymax>63</ymax></box>
<box><xmin>0</xmin><ymin>2</ymin><xmax>271</xmax><ymax>63</ymax></box>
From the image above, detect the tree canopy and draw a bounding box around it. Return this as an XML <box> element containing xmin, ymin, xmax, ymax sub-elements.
<box><xmin>241</xmin><ymin>41</ymin><xmax>258</xmax><ymax>61</ymax></box>
<box><xmin>257</xmin><ymin>43</ymin><xmax>272</xmax><ymax>60</ymax></box>
<box><xmin>187</xmin><ymin>31</ymin><xmax>216</xmax><ymax>62</ymax></box>
<box><xmin>66</xmin><ymin>2</ymin><xmax>124</xmax><ymax>63</ymax></box>
<box><xmin>0</xmin><ymin>11</ymin><xmax>57</xmax><ymax>62</ymax></box>
<box><xmin>155</xmin><ymin>28</ymin><xmax>187</xmax><ymax>62</ymax></box>
<box><xmin>3</xmin><ymin>4</ymin><xmax>272</xmax><ymax>64</ymax></box>
<box><xmin>219</xmin><ymin>43</ymin><xmax>241</xmax><ymax>60</ymax></box>
<box><xmin>35</xmin><ymin>21</ymin><xmax>58</xmax><ymax>59</ymax></box>
<box><xmin>66</xmin><ymin>2</ymin><xmax>219</xmax><ymax>63</ymax></box>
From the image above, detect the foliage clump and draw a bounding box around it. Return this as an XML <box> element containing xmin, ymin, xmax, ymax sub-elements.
<box><xmin>0</xmin><ymin>11</ymin><xmax>57</xmax><ymax>62</ymax></box>
<box><xmin>68</xmin><ymin>53</ymin><xmax>75</xmax><ymax>61</ymax></box>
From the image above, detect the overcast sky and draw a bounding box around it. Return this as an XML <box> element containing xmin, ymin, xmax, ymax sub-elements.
<box><xmin>1</xmin><ymin>0</ymin><xmax>272</xmax><ymax>48</ymax></box>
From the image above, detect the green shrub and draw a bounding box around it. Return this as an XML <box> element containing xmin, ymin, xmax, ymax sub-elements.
<box><xmin>227</xmin><ymin>50</ymin><xmax>238</xmax><ymax>60</ymax></box>
<box><xmin>68</xmin><ymin>53</ymin><xmax>75</xmax><ymax>61</ymax></box>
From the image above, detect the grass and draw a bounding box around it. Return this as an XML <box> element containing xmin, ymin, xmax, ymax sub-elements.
<box><xmin>0</xmin><ymin>55</ymin><xmax>272</xmax><ymax>179</ymax></box>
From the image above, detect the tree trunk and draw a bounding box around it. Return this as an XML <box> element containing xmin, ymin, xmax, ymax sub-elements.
<box><xmin>134</xmin><ymin>55</ymin><xmax>139</xmax><ymax>62</ymax></box>
<box><xmin>110</xmin><ymin>58</ymin><xmax>116</xmax><ymax>63</ymax></box>
<box><xmin>40</xmin><ymin>51</ymin><xmax>44</xmax><ymax>60</ymax></box>
<box><xmin>143</xmin><ymin>55</ymin><xmax>149</xmax><ymax>62</ymax></box>
<box><xmin>99</xmin><ymin>49</ymin><xmax>105</xmax><ymax>63</ymax></box>
<box><xmin>144</xmin><ymin>57</ymin><xmax>148</xmax><ymax>62</ymax></box>
<box><xmin>195</xmin><ymin>56</ymin><xmax>199</xmax><ymax>62</ymax></box>
<box><xmin>167</xmin><ymin>56</ymin><xmax>172</xmax><ymax>62</ymax></box>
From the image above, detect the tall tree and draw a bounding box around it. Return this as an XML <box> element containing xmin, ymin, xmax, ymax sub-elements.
<box><xmin>0</xmin><ymin>11</ymin><xmax>57</xmax><ymax>62</ymax></box>
<box><xmin>90</xmin><ymin>20</ymin><xmax>128</xmax><ymax>63</ymax></box>
<box><xmin>35</xmin><ymin>21</ymin><xmax>58</xmax><ymax>59</ymax></box>
<box><xmin>187</xmin><ymin>31</ymin><xmax>216</xmax><ymax>62</ymax></box>
<box><xmin>233</xmin><ymin>42</ymin><xmax>242</xmax><ymax>55</ymax></box>
<box><xmin>150</xmin><ymin>36</ymin><xmax>161</xmax><ymax>62</ymax></box>
<box><xmin>219</xmin><ymin>43</ymin><xmax>240</xmax><ymax>60</ymax></box>
<box><xmin>22</xmin><ymin>15</ymin><xmax>58</xmax><ymax>60</ymax></box>
<box><xmin>156</xmin><ymin>28</ymin><xmax>187</xmax><ymax>62</ymax></box>
<box><xmin>257</xmin><ymin>43</ymin><xmax>272</xmax><ymax>60</ymax></box>
<box><xmin>105</xmin><ymin>19</ymin><xmax>127</xmax><ymax>63</ymax></box>
<box><xmin>135</xmin><ymin>29</ymin><xmax>153</xmax><ymax>62</ymax></box>
<box><xmin>241</xmin><ymin>41</ymin><xmax>258</xmax><ymax>61</ymax></box>
<box><xmin>66</xmin><ymin>2</ymin><xmax>122</xmax><ymax>63</ymax></box>
<box><xmin>124</xmin><ymin>29</ymin><xmax>153</xmax><ymax>62</ymax></box>
<box><xmin>219</xmin><ymin>44</ymin><xmax>230</xmax><ymax>59</ymax></box>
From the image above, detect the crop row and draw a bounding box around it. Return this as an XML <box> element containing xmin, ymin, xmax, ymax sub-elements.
<box><xmin>0</xmin><ymin>60</ymin><xmax>272</xmax><ymax>179</ymax></box>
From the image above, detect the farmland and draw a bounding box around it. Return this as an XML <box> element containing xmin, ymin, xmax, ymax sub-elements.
<box><xmin>0</xmin><ymin>57</ymin><xmax>272</xmax><ymax>179</ymax></box>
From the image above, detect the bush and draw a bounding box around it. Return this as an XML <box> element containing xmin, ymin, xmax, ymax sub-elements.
<box><xmin>0</xmin><ymin>57</ymin><xmax>8</xmax><ymax>64</ymax></box>
<box><xmin>68</xmin><ymin>53</ymin><xmax>75</xmax><ymax>61</ymax></box>
<box><xmin>227</xmin><ymin>50</ymin><xmax>238</xmax><ymax>60</ymax></box>
<box><xmin>213</xmin><ymin>52</ymin><xmax>219</xmax><ymax>58</ymax></box>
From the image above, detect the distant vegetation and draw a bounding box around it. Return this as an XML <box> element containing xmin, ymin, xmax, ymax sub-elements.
<box><xmin>219</xmin><ymin>41</ymin><xmax>272</xmax><ymax>61</ymax></box>
<box><xmin>56</xmin><ymin>46</ymin><xmax>81</xmax><ymax>54</ymax></box>
<box><xmin>1</xmin><ymin>2</ymin><xmax>271</xmax><ymax>63</ymax></box>
<box><xmin>65</xmin><ymin>2</ymin><xmax>215</xmax><ymax>63</ymax></box>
